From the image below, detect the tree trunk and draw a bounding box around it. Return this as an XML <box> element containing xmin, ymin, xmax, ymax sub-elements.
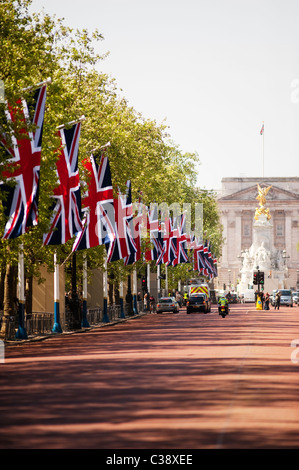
<box><xmin>25</xmin><ymin>275</ymin><xmax>33</xmax><ymax>318</ymax></box>
<box><xmin>108</xmin><ymin>280</ymin><xmax>114</xmax><ymax>304</ymax></box>
<box><xmin>0</xmin><ymin>264</ymin><xmax>17</xmax><ymax>339</ymax></box>
<box><xmin>114</xmin><ymin>284</ymin><xmax>120</xmax><ymax>305</ymax></box>
<box><xmin>0</xmin><ymin>264</ymin><xmax>5</xmax><ymax>310</ymax></box>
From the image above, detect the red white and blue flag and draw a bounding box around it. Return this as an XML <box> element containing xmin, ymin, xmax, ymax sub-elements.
<box><xmin>203</xmin><ymin>241</ymin><xmax>214</xmax><ymax>278</ymax></box>
<box><xmin>107</xmin><ymin>181</ymin><xmax>136</xmax><ymax>263</ymax></box>
<box><xmin>43</xmin><ymin>122</ymin><xmax>83</xmax><ymax>245</ymax></box>
<box><xmin>144</xmin><ymin>204</ymin><xmax>160</xmax><ymax>262</ymax></box>
<box><xmin>172</xmin><ymin>212</ymin><xmax>189</xmax><ymax>266</ymax></box>
<box><xmin>157</xmin><ymin>214</ymin><xmax>177</xmax><ymax>266</ymax></box>
<box><xmin>0</xmin><ymin>85</ymin><xmax>47</xmax><ymax>239</ymax></box>
<box><xmin>123</xmin><ymin>198</ymin><xmax>143</xmax><ymax>265</ymax></box>
<box><xmin>193</xmin><ymin>239</ymin><xmax>205</xmax><ymax>273</ymax></box>
<box><xmin>72</xmin><ymin>152</ymin><xmax>115</xmax><ymax>251</ymax></box>
<box><xmin>212</xmin><ymin>255</ymin><xmax>218</xmax><ymax>278</ymax></box>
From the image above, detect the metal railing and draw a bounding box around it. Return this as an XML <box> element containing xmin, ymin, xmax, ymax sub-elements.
<box><xmin>0</xmin><ymin>315</ymin><xmax>16</xmax><ymax>341</ymax></box>
<box><xmin>25</xmin><ymin>312</ymin><xmax>54</xmax><ymax>336</ymax></box>
<box><xmin>0</xmin><ymin>301</ymin><xmax>146</xmax><ymax>341</ymax></box>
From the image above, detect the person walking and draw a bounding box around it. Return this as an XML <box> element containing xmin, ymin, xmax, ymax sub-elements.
<box><xmin>149</xmin><ymin>295</ymin><xmax>156</xmax><ymax>313</ymax></box>
<box><xmin>143</xmin><ymin>292</ymin><xmax>148</xmax><ymax>312</ymax></box>
<box><xmin>274</xmin><ymin>290</ymin><xmax>281</xmax><ymax>310</ymax></box>
<box><xmin>264</xmin><ymin>292</ymin><xmax>270</xmax><ymax>310</ymax></box>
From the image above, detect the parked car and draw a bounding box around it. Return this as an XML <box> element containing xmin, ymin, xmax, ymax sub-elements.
<box><xmin>186</xmin><ymin>293</ymin><xmax>211</xmax><ymax>314</ymax></box>
<box><xmin>156</xmin><ymin>297</ymin><xmax>179</xmax><ymax>313</ymax></box>
<box><xmin>273</xmin><ymin>289</ymin><xmax>293</xmax><ymax>307</ymax></box>
<box><xmin>292</xmin><ymin>291</ymin><xmax>299</xmax><ymax>304</ymax></box>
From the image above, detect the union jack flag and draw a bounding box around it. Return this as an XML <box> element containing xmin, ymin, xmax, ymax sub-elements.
<box><xmin>123</xmin><ymin>199</ymin><xmax>143</xmax><ymax>265</ymax></box>
<box><xmin>193</xmin><ymin>239</ymin><xmax>205</xmax><ymax>273</ymax></box>
<box><xmin>213</xmin><ymin>255</ymin><xmax>218</xmax><ymax>277</ymax></box>
<box><xmin>157</xmin><ymin>214</ymin><xmax>177</xmax><ymax>266</ymax></box>
<box><xmin>107</xmin><ymin>181</ymin><xmax>136</xmax><ymax>263</ymax></box>
<box><xmin>144</xmin><ymin>204</ymin><xmax>160</xmax><ymax>262</ymax></box>
<box><xmin>153</xmin><ymin>228</ymin><xmax>164</xmax><ymax>264</ymax></box>
<box><xmin>172</xmin><ymin>212</ymin><xmax>189</xmax><ymax>266</ymax></box>
<box><xmin>203</xmin><ymin>241</ymin><xmax>213</xmax><ymax>278</ymax></box>
<box><xmin>0</xmin><ymin>85</ymin><xmax>47</xmax><ymax>239</ymax></box>
<box><xmin>72</xmin><ymin>152</ymin><xmax>115</xmax><ymax>251</ymax></box>
<box><xmin>43</xmin><ymin>122</ymin><xmax>83</xmax><ymax>245</ymax></box>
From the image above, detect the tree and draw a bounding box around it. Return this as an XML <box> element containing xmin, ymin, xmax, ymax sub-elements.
<box><xmin>0</xmin><ymin>0</ymin><xmax>223</xmax><ymax>337</ymax></box>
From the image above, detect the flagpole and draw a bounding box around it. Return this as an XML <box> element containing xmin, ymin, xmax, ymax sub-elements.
<box><xmin>261</xmin><ymin>121</ymin><xmax>264</xmax><ymax>178</ymax></box>
<box><xmin>52</xmin><ymin>251</ymin><xmax>63</xmax><ymax>333</ymax></box>
<box><xmin>16</xmin><ymin>243</ymin><xmax>27</xmax><ymax>340</ymax></box>
<box><xmin>82</xmin><ymin>254</ymin><xmax>90</xmax><ymax>327</ymax></box>
<box><xmin>165</xmin><ymin>264</ymin><xmax>168</xmax><ymax>295</ymax></box>
<box><xmin>119</xmin><ymin>280</ymin><xmax>125</xmax><ymax>319</ymax></box>
<box><xmin>56</xmin><ymin>115</ymin><xmax>86</xmax><ymax>130</ymax></box>
<box><xmin>157</xmin><ymin>264</ymin><xmax>161</xmax><ymax>300</ymax></box>
<box><xmin>102</xmin><ymin>251</ymin><xmax>110</xmax><ymax>323</ymax></box>
<box><xmin>147</xmin><ymin>263</ymin><xmax>150</xmax><ymax>296</ymax></box>
<box><xmin>91</xmin><ymin>142</ymin><xmax>111</xmax><ymax>153</ymax></box>
<box><xmin>132</xmin><ymin>268</ymin><xmax>138</xmax><ymax>315</ymax></box>
<box><xmin>22</xmin><ymin>77</ymin><xmax>52</xmax><ymax>92</ymax></box>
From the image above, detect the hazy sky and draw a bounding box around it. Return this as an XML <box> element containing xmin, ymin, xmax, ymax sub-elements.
<box><xmin>29</xmin><ymin>0</ymin><xmax>299</xmax><ymax>191</ymax></box>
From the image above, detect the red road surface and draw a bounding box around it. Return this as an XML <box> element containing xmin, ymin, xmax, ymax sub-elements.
<box><xmin>0</xmin><ymin>302</ymin><xmax>299</xmax><ymax>449</ymax></box>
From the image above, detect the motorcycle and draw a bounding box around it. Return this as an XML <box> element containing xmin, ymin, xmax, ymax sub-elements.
<box><xmin>218</xmin><ymin>304</ymin><xmax>229</xmax><ymax>318</ymax></box>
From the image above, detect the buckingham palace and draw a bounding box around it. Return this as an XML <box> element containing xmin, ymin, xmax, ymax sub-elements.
<box><xmin>216</xmin><ymin>177</ymin><xmax>299</xmax><ymax>291</ymax></box>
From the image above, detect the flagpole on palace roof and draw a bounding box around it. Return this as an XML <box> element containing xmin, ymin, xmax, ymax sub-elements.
<box><xmin>260</xmin><ymin>121</ymin><xmax>264</xmax><ymax>177</ymax></box>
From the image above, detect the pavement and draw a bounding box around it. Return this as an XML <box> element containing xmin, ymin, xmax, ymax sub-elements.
<box><xmin>0</xmin><ymin>302</ymin><xmax>299</xmax><ymax>450</ymax></box>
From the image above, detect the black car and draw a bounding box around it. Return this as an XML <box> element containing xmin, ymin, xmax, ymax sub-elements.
<box><xmin>186</xmin><ymin>293</ymin><xmax>211</xmax><ymax>314</ymax></box>
<box><xmin>229</xmin><ymin>293</ymin><xmax>238</xmax><ymax>303</ymax></box>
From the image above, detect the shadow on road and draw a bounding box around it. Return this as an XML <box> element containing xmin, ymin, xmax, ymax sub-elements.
<box><xmin>1</xmin><ymin>304</ymin><xmax>299</xmax><ymax>449</ymax></box>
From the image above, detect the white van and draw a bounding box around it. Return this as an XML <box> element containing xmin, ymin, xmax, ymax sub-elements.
<box><xmin>277</xmin><ymin>289</ymin><xmax>293</xmax><ymax>307</ymax></box>
<box><xmin>243</xmin><ymin>290</ymin><xmax>255</xmax><ymax>303</ymax></box>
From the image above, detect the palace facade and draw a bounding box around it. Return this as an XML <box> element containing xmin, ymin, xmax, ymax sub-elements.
<box><xmin>217</xmin><ymin>177</ymin><xmax>299</xmax><ymax>291</ymax></box>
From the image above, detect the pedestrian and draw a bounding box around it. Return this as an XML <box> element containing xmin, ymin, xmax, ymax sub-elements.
<box><xmin>175</xmin><ymin>291</ymin><xmax>182</xmax><ymax>307</ymax></box>
<box><xmin>149</xmin><ymin>295</ymin><xmax>156</xmax><ymax>312</ymax></box>
<box><xmin>264</xmin><ymin>292</ymin><xmax>270</xmax><ymax>310</ymax></box>
<box><xmin>274</xmin><ymin>290</ymin><xmax>281</xmax><ymax>310</ymax></box>
<box><xmin>143</xmin><ymin>292</ymin><xmax>148</xmax><ymax>311</ymax></box>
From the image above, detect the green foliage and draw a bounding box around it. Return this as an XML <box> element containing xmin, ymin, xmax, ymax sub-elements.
<box><xmin>0</xmin><ymin>0</ymin><xmax>223</xmax><ymax>288</ymax></box>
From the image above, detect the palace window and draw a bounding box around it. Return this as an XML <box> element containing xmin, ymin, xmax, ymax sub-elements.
<box><xmin>243</xmin><ymin>223</ymin><xmax>250</xmax><ymax>237</ymax></box>
<box><xmin>276</xmin><ymin>223</ymin><xmax>284</xmax><ymax>237</ymax></box>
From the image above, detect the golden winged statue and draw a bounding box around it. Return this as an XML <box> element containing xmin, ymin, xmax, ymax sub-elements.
<box><xmin>254</xmin><ymin>184</ymin><xmax>272</xmax><ymax>221</ymax></box>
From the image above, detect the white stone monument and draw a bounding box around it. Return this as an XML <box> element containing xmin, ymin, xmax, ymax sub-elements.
<box><xmin>239</xmin><ymin>185</ymin><xmax>288</xmax><ymax>295</ymax></box>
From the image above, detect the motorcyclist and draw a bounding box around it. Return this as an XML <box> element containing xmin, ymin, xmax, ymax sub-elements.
<box><xmin>218</xmin><ymin>295</ymin><xmax>229</xmax><ymax>315</ymax></box>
